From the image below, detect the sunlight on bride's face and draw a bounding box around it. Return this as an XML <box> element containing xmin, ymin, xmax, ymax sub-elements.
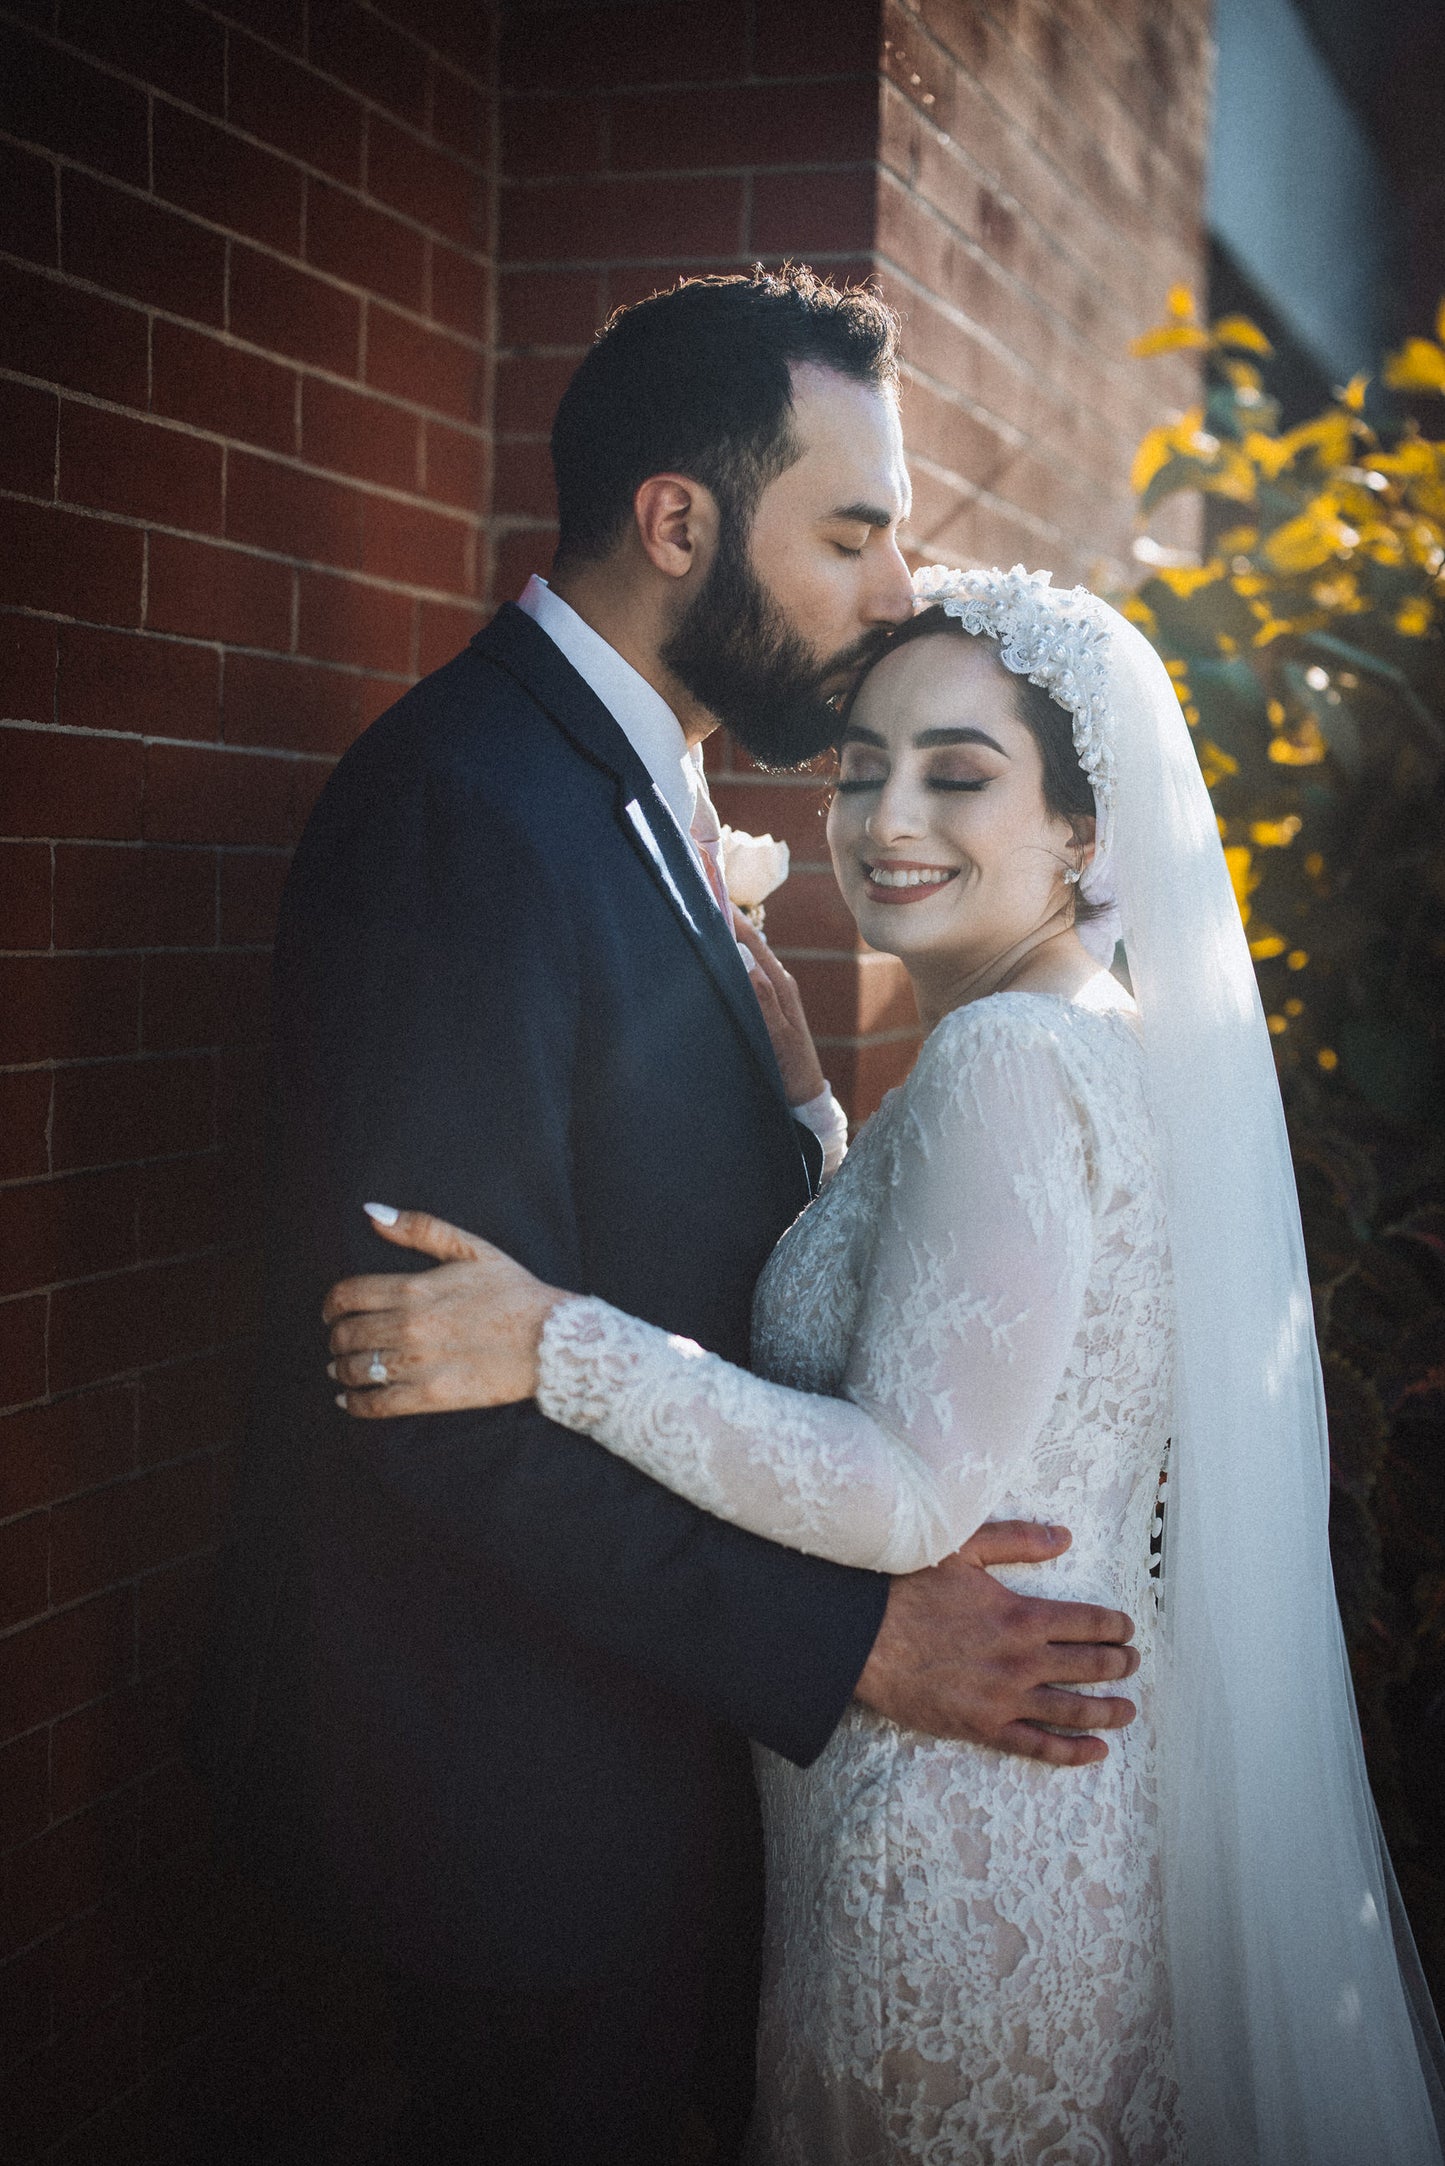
<box><xmin>827</xmin><ymin>633</ymin><xmax>1082</xmax><ymax>980</ymax></box>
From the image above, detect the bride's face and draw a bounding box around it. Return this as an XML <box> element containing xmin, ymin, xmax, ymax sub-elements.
<box><xmin>827</xmin><ymin>633</ymin><xmax>1081</xmax><ymax>977</ymax></box>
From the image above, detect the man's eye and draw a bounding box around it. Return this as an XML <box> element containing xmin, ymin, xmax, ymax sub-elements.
<box><xmin>833</xmin><ymin>541</ymin><xmax>866</xmax><ymax>558</ymax></box>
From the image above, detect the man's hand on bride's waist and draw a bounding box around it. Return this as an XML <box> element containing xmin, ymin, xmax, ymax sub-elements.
<box><xmin>854</xmin><ymin>1522</ymin><xmax>1140</xmax><ymax>1770</ymax></box>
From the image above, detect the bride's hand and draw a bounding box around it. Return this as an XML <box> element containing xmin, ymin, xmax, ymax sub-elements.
<box><xmin>732</xmin><ymin>906</ymin><xmax>827</xmax><ymax>1107</ymax></box>
<box><xmin>323</xmin><ymin>1206</ymin><xmax>569</xmax><ymax>1418</ymax></box>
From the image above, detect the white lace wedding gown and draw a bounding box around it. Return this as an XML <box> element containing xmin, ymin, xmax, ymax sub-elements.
<box><xmin>537</xmin><ymin>990</ymin><xmax>1186</xmax><ymax>2163</ymax></box>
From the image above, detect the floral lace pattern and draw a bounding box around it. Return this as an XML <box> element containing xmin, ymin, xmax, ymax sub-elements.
<box><xmin>537</xmin><ymin>994</ymin><xmax>1184</xmax><ymax>2162</ymax></box>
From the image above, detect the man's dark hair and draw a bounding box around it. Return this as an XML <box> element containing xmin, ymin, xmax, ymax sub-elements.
<box><xmin>550</xmin><ymin>265</ymin><xmax>901</xmax><ymax>567</ymax></box>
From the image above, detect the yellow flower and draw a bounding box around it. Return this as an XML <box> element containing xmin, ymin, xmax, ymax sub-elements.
<box><xmin>1383</xmin><ymin>336</ymin><xmax>1445</xmax><ymax>395</ymax></box>
<box><xmin>1287</xmin><ymin>950</ymin><xmax>1309</xmax><ymax>971</ymax></box>
<box><xmin>1395</xmin><ymin>595</ymin><xmax>1433</xmax><ymax>636</ymax></box>
<box><xmin>1269</xmin><ymin>719</ymin><xmax>1328</xmax><ymax>765</ymax></box>
<box><xmin>1250</xmin><ymin>931</ymin><xmax>1287</xmax><ymax>960</ymax></box>
<box><xmin>1267</xmin><ymin>1013</ymin><xmax>1288</xmax><ymax>1035</ymax></box>
<box><xmin>1131</xmin><ymin>322</ymin><xmax>1211</xmax><ymax>358</ymax></box>
<box><xmin>1340</xmin><ymin>375</ymin><xmax>1369</xmax><ymax>413</ymax></box>
<box><xmin>1262</xmin><ymin>502</ymin><xmax>1355</xmax><ymax>574</ymax></box>
<box><xmin>1155</xmin><ymin>562</ymin><xmax>1226</xmax><ymax>598</ymax></box>
<box><xmin>1285</xmin><ymin>998</ymin><xmax>1304</xmax><ymax>1017</ymax></box>
<box><xmin>1199</xmin><ymin>739</ymin><xmax>1239</xmax><ymax>787</ymax></box>
<box><xmin>1317</xmin><ymin>1048</ymin><xmax>1339</xmax><ymax>1072</ymax></box>
<box><xmin>1304</xmin><ymin>852</ymin><xmax>1326</xmax><ymax>878</ymax></box>
<box><xmin>1213</xmin><ymin>314</ymin><xmax>1273</xmax><ymax>355</ymax></box>
<box><xmin>1224</xmin><ymin>844</ymin><xmax>1259</xmax><ymax>924</ymax></box>
<box><xmin>1311</xmin><ymin>572</ymin><xmax>1363</xmax><ymax>612</ymax></box>
<box><xmin>1249</xmin><ymin>816</ymin><xmax>1302</xmax><ymax>847</ymax></box>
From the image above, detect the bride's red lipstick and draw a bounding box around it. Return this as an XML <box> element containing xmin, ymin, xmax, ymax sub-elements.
<box><xmin>862</xmin><ymin>860</ymin><xmax>961</xmax><ymax>905</ymax></box>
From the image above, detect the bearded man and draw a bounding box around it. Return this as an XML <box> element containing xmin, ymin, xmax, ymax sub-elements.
<box><xmin>191</xmin><ymin>268</ymin><xmax>1139</xmax><ymax>2166</ymax></box>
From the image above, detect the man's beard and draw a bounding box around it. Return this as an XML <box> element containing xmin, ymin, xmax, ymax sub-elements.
<box><xmin>660</xmin><ymin>515</ymin><xmax>893</xmax><ymax>770</ymax></box>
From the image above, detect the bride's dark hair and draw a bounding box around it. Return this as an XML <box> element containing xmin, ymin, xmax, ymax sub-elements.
<box><xmin>841</xmin><ymin>603</ymin><xmax>1104</xmax><ymax>917</ymax></box>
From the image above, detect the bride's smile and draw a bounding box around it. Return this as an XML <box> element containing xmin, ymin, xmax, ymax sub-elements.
<box><xmin>828</xmin><ymin>622</ymin><xmax>1100</xmax><ymax>1027</ymax></box>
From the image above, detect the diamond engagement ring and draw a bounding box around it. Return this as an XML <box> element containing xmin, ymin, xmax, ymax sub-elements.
<box><xmin>367</xmin><ymin>1353</ymin><xmax>388</xmax><ymax>1384</ymax></box>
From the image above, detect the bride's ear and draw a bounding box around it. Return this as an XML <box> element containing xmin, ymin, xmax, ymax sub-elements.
<box><xmin>1071</xmin><ymin>813</ymin><xmax>1097</xmax><ymax>874</ymax></box>
<box><xmin>632</xmin><ymin>472</ymin><xmax>719</xmax><ymax>583</ymax></box>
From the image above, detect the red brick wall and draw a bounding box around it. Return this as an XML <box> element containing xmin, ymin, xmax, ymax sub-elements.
<box><xmin>0</xmin><ymin>2</ymin><xmax>1209</xmax><ymax>2150</ymax></box>
<box><xmin>0</xmin><ymin>3</ymin><xmax>494</xmax><ymax>2152</ymax></box>
<box><xmin>879</xmin><ymin>0</ymin><xmax>1210</xmax><ymax>581</ymax></box>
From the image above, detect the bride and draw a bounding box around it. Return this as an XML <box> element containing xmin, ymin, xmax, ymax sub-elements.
<box><xmin>323</xmin><ymin>567</ymin><xmax>1445</xmax><ymax>2163</ymax></box>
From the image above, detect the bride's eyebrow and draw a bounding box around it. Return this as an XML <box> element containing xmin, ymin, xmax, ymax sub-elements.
<box><xmin>915</xmin><ymin>726</ymin><xmax>1008</xmax><ymax>756</ymax></box>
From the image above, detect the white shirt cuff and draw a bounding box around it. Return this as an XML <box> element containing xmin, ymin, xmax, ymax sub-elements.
<box><xmin>791</xmin><ymin>1084</ymin><xmax>849</xmax><ymax>1179</ymax></box>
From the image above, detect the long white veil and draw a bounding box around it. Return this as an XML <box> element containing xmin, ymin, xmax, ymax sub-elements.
<box><xmin>916</xmin><ymin>566</ymin><xmax>1445</xmax><ymax>2163</ymax></box>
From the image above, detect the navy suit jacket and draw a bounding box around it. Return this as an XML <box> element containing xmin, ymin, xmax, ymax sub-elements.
<box><xmin>190</xmin><ymin>605</ymin><xmax>889</xmax><ymax>1991</ymax></box>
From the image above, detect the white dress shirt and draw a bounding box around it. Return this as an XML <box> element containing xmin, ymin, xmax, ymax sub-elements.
<box><xmin>516</xmin><ymin>576</ymin><xmax>848</xmax><ymax>1172</ymax></box>
<box><xmin>517</xmin><ymin>574</ymin><xmax>705</xmax><ymax>853</ymax></box>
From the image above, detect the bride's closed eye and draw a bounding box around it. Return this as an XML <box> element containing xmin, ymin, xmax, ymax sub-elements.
<box><xmin>834</xmin><ymin>754</ymin><xmax>992</xmax><ymax>795</ymax></box>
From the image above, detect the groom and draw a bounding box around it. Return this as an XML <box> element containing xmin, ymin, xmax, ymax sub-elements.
<box><xmin>191</xmin><ymin>268</ymin><xmax>1141</xmax><ymax>2165</ymax></box>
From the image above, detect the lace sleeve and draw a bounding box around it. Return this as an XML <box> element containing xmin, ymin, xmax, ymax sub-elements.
<box><xmin>536</xmin><ymin>1001</ymin><xmax>1099</xmax><ymax>1574</ymax></box>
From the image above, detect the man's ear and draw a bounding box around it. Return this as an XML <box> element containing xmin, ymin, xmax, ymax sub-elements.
<box><xmin>632</xmin><ymin>473</ymin><xmax>719</xmax><ymax>582</ymax></box>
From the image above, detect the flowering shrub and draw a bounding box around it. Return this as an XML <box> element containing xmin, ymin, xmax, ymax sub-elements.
<box><xmin>1128</xmin><ymin>294</ymin><xmax>1445</xmax><ymax>1989</ymax></box>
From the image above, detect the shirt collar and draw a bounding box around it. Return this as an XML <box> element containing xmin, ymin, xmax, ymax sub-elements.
<box><xmin>517</xmin><ymin>576</ymin><xmax>698</xmax><ymax>835</ymax></box>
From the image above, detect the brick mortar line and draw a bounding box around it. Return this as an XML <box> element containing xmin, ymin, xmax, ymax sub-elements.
<box><xmin>814</xmin><ymin>1026</ymin><xmax>923</xmax><ymax>1046</ymax></box>
<box><xmin>875</xmin><ymin>239</ymin><xmax>1178</xmax><ymax>437</ymax></box>
<box><xmin>494</xmin><ymin>245</ymin><xmax>867</xmax><ymax>275</ymax></box>
<box><xmin>0</xmin><ymin>598</ymin><xmax>419</xmax><ymax>683</ymax></box>
<box><xmin>0</xmin><ymin>166</ymin><xmax>495</xmax><ymax>349</ymax></box>
<box><xmin>0</xmin><ymin>272</ymin><xmax>497</xmax><ymax>446</ymax></box>
<box><xmin>0</xmin><ymin>1149</ymin><xmax>260</xmax><ymax>1195</ymax></box>
<box><xmin>0</xmin><ymin>391</ymin><xmax>488</xmax><ymax>531</ymax></box>
<box><xmin>904</xmin><ymin>445</ymin><xmax>1114</xmax><ymax>535</ymax></box>
<box><xmin>500</xmin><ymin>158</ymin><xmax>876</xmax><ymax>188</ymax></box>
<box><xmin>0</xmin><ymin>717</ymin><xmax>333</xmax><ymax>762</ymax></box>
<box><xmin>887</xmin><ymin>0</ymin><xmax>1202</xmax><ymax>235</ymax></box>
<box><xmin>0</xmin><ymin>11</ymin><xmax>495</xmax><ymax>185</ymax></box>
<box><xmin>0</xmin><ymin>1236</ymin><xmax>258</xmax><ymax>1308</ymax></box>
<box><xmin>902</xmin><ymin>447</ymin><xmax>1075</xmax><ymax>550</ymax></box>
<box><xmin>768</xmin><ymin>948</ymin><xmax>900</xmax><ymax>965</ymax></box>
<box><xmin>0</xmin><ymin>1316</ymin><xmax>260</xmax><ymax>1422</ymax></box>
<box><xmin>497</xmin><ymin>71</ymin><xmax>880</xmax><ymax>104</ymax></box>
<box><xmin>875</xmin><ymin>129</ymin><xmax>1190</xmax><ymax>351</ymax></box>
<box><xmin>874</xmin><ymin>250</ymin><xmax>1091</xmax><ymax>412</ymax></box>
<box><xmin>966</xmin><ymin>0</ymin><xmax>1211</xmax><ymax>189</ymax></box>
<box><xmin>1</xmin><ymin>936</ymin><xmax>269</xmax><ymax>957</ymax></box>
<box><xmin>0</xmin><ymin>486</ymin><xmax>486</xmax><ymax>610</ymax></box>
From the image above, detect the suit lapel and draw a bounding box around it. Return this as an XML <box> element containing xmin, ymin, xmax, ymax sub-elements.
<box><xmin>475</xmin><ymin>606</ymin><xmax>791</xmax><ymax>1103</ymax></box>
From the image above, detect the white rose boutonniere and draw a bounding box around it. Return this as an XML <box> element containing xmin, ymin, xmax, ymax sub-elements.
<box><xmin>718</xmin><ymin>826</ymin><xmax>789</xmax><ymax>929</ymax></box>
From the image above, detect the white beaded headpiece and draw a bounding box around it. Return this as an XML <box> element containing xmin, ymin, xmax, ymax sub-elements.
<box><xmin>910</xmin><ymin>563</ymin><xmax>1121</xmax><ymax>957</ymax></box>
<box><xmin>911</xmin><ymin>563</ymin><xmax>1117</xmax><ymax>841</ymax></box>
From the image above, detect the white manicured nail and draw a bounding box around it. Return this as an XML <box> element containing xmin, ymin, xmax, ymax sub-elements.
<box><xmin>364</xmin><ymin>1202</ymin><xmax>399</xmax><ymax>1225</ymax></box>
<box><xmin>335</xmin><ymin>1392</ymin><xmax>348</xmax><ymax>1409</ymax></box>
<box><xmin>738</xmin><ymin>944</ymin><xmax>758</xmax><ymax>973</ymax></box>
<box><xmin>326</xmin><ymin>1362</ymin><xmax>337</xmax><ymax>1380</ymax></box>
